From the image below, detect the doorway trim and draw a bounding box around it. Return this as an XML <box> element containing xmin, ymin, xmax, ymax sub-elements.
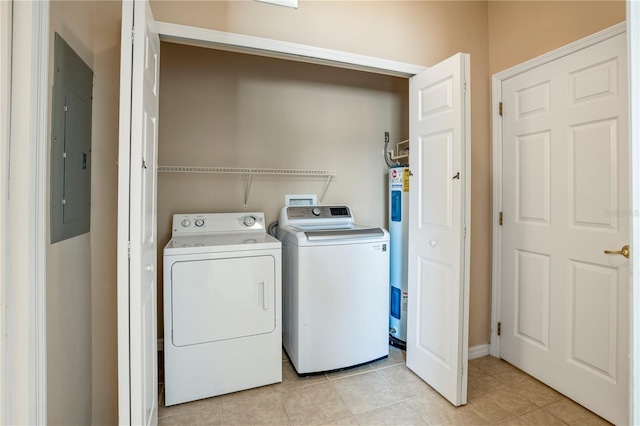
<box><xmin>490</xmin><ymin>19</ymin><xmax>631</xmax><ymax>420</ymax></box>
<box><xmin>3</xmin><ymin>0</ymin><xmax>49</xmax><ymax>423</ymax></box>
<box><xmin>155</xmin><ymin>21</ymin><xmax>427</xmax><ymax>78</ymax></box>
<box><xmin>0</xmin><ymin>0</ymin><xmax>10</xmax><ymax>420</ymax></box>
<box><xmin>627</xmin><ymin>1</ymin><xmax>640</xmax><ymax>422</ymax></box>
<box><xmin>120</xmin><ymin>16</ymin><xmax>430</xmax><ymax>421</ymax></box>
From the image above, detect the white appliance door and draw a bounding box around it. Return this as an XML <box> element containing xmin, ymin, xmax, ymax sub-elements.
<box><xmin>170</xmin><ymin>256</ymin><xmax>276</xmax><ymax>346</ymax></box>
<box><xmin>117</xmin><ymin>0</ymin><xmax>160</xmax><ymax>424</ymax></box>
<box><xmin>406</xmin><ymin>53</ymin><xmax>471</xmax><ymax>406</ymax></box>
<box><xmin>296</xmin><ymin>241</ymin><xmax>390</xmax><ymax>372</ymax></box>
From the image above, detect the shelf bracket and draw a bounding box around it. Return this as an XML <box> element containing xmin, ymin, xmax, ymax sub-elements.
<box><xmin>243</xmin><ymin>173</ymin><xmax>253</xmax><ymax>209</ymax></box>
<box><xmin>319</xmin><ymin>175</ymin><xmax>332</xmax><ymax>203</ymax></box>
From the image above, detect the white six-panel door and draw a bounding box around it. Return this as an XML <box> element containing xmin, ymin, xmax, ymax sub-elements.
<box><xmin>117</xmin><ymin>0</ymin><xmax>160</xmax><ymax>424</ymax></box>
<box><xmin>500</xmin><ymin>33</ymin><xmax>628</xmax><ymax>425</ymax></box>
<box><xmin>406</xmin><ymin>53</ymin><xmax>471</xmax><ymax>406</ymax></box>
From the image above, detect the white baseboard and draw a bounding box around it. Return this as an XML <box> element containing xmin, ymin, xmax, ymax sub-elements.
<box><xmin>468</xmin><ymin>344</ymin><xmax>490</xmax><ymax>360</ymax></box>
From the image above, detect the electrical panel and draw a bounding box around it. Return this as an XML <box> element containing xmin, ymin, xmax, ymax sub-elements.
<box><xmin>50</xmin><ymin>33</ymin><xmax>93</xmax><ymax>243</ymax></box>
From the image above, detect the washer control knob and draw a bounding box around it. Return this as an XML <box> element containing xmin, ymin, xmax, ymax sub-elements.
<box><xmin>312</xmin><ymin>207</ymin><xmax>322</xmax><ymax>216</ymax></box>
<box><xmin>194</xmin><ymin>219</ymin><xmax>205</xmax><ymax>227</ymax></box>
<box><xmin>181</xmin><ymin>219</ymin><xmax>191</xmax><ymax>228</ymax></box>
<box><xmin>243</xmin><ymin>216</ymin><xmax>256</xmax><ymax>227</ymax></box>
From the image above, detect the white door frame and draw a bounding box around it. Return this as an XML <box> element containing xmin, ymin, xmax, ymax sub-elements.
<box><xmin>1</xmin><ymin>0</ymin><xmax>49</xmax><ymax>423</ymax></box>
<box><xmin>0</xmin><ymin>1</ymin><xmax>12</xmax><ymax>424</ymax></box>
<box><xmin>490</xmin><ymin>21</ymin><xmax>637</xmax><ymax>423</ymax></box>
<box><xmin>0</xmin><ymin>0</ymin><xmax>10</xmax><ymax>420</ymax></box>
<box><xmin>154</xmin><ymin>21</ymin><xmax>427</xmax><ymax>78</ymax></box>
<box><xmin>118</xmin><ymin>18</ymin><xmax>429</xmax><ymax>422</ymax></box>
<box><xmin>627</xmin><ymin>1</ymin><xmax>640</xmax><ymax>422</ymax></box>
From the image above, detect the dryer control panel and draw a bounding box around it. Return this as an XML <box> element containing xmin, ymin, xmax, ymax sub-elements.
<box><xmin>172</xmin><ymin>212</ymin><xmax>266</xmax><ymax>235</ymax></box>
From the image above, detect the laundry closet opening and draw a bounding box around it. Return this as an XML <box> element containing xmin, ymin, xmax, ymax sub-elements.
<box><xmin>156</xmin><ymin>41</ymin><xmax>410</xmax><ymax>337</ymax></box>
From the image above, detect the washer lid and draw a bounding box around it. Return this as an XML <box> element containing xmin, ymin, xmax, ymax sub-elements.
<box><xmin>304</xmin><ymin>227</ymin><xmax>385</xmax><ymax>241</ymax></box>
<box><xmin>164</xmin><ymin>232</ymin><xmax>281</xmax><ymax>255</ymax></box>
<box><xmin>277</xmin><ymin>224</ymin><xmax>389</xmax><ymax>246</ymax></box>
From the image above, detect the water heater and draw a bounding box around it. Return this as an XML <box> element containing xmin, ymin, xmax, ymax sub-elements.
<box><xmin>388</xmin><ymin>165</ymin><xmax>409</xmax><ymax>348</ymax></box>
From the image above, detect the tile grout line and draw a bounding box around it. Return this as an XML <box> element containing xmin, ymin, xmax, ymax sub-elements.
<box><xmin>539</xmin><ymin>406</ymin><xmax>572</xmax><ymax>426</ymax></box>
<box><xmin>325</xmin><ymin>377</ymin><xmax>358</xmax><ymax>423</ymax></box>
<box><xmin>472</xmin><ymin>361</ymin><xmax>569</xmax><ymax>425</ymax></box>
<box><xmin>294</xmin><ymin>353</ymin><xmax>408</xmax><ymax>424</ymax></box>
<box><xmin>372</xmin><ymin>367</ymin><xmax>412</xmax><ymax>404</ymax></box>
<box><xmin>369</xmin><ymin>365</ymin><xmax>436</xmax><ymax>425</ymax></box>
<box><xmin>277</xmin><ymin>384</ymin><xmax>294</xmax><ymax>426</ymax></box>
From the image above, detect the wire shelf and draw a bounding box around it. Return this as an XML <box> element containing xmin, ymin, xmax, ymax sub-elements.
<box><xmin>157</xmin><ymin>166</ymin><xmax>336</xmax><ymax>208</ymax></box>
<box><xmin>157</xmin><ymin>166</ymin><xmax>336</xmax><ymax>176</ymax></box>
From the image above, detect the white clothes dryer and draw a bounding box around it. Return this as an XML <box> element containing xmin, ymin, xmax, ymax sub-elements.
<box><xmin>163</xmin><ymin>212</ymin><xmax>281</xmax><ymax>406</ymax></box>
<box><xmin>277</xmin><ymin>205</ymin><xmax>390</xmax><ymax>375</ymax></box>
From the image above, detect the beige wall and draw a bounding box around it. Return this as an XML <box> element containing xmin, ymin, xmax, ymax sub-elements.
<box><xmin>90</xmin><ymin>2</ymin><xmax>121</xmax><ymax>424</ymax></box>
<box><xmin>47</xmin><ymin>1</ymin><xmax>120</xmax><ymax>424</ymax></box>
<box><xmin>48</xmin><ymin>2</ymin><xmax>95</xmax><ymax>423</ymax></box>
<box><xmin>152</xmin><ymin>0</ymin><xmax>493</xmax><ymax>347</ymax></box>
<box><xmin>489</xmin><ymin>1</ymin><xmax>626</xmax><ymax>75</ymax></box>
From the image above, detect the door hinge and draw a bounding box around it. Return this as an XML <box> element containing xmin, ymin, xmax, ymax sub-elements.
<box><xmin>497</xmin><ymin>322</ymin><xmax>502</xmax><ymax>336</ymax></box>
<box><xmin>131</xmin><ymin>27</ymin><xmax>135</xmax><ymax>44</ymax></box>
<box><xmin>464</xmin><ymin>225</ymin><xmax>467</xmax><ymax>237</ymax></box>
<box><xmin>464</xmin><ymin>81</ymin><xmax>467</xmax><ymax>93</ymax></box>
<box><xmin>499</xmin><ymin>211</ymin><xmax>503</xmax><ymax>226</ymax></box>
<box><xmin>127</xmin><ymin>241</ymin><xmax>131</xmax><ymax>259</ymax></box>
<box><xmin>499</xmin><ymin>102</ymin><xmax>503</xmax><ymax>116</ymax></box>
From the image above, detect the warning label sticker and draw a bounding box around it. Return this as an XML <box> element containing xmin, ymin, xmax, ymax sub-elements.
<box><xmin>403</xmin><ymin>169</ymin><xmax>410</xmax><ymax>192</ymax></box>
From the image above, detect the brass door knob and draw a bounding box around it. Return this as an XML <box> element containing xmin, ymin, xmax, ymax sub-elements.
<box><xmin>604</xmin><ymin>245</ymin><xmax>630</xmax><ymax>259</ymax></box>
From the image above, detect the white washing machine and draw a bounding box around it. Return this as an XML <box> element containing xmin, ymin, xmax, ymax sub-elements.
<box><xmin>277</xmin><ymin>205</ymin><xmax>390</xmax><ymax>374</ymax></box>
<box><xmin>163</xmin><ymin>212</ymin><xmax>282</xmax><ymax>406</ymax></box>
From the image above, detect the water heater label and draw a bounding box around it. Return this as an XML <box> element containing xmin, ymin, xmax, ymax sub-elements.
<box><xmin>402</xmin><ymin>292</ymin><xmax>408</xmax><ymax>311</ymax></box>
<box><xmin>403</xmin><ymin>169</ymin><xmax>410</xmax><ymax>192</ymax></box>
<box><xmin>391</xmin><ymin>168</ymin><xmax>410</xmax><ymax>192</ymax></box>
<box><xmin>390</xmin><ymin>168</ymin><xmax>402</xmax><ymax>183</ymax></box>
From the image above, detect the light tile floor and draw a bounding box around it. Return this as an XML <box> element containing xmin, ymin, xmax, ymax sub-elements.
<box><xmin>158</xmin><ymin>346</ymin><xmax>611</xmax><ymax>425</ymax></box>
